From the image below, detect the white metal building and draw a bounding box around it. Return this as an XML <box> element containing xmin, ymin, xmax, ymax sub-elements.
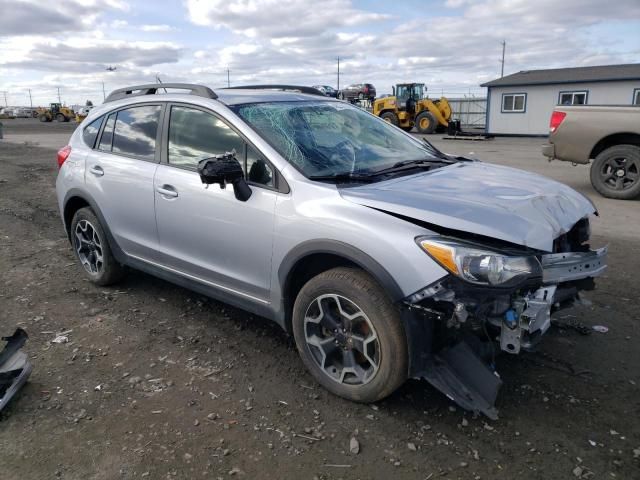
<box><xmin>481</xmin><ymin>64</ymin><xmax>640</xmax><ymax>136</ymax></box>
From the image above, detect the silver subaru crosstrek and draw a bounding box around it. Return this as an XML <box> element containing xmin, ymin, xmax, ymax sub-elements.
<box><xmin>56</xmin><ymin>83</ymin><xmax>607</xmax><ymax>418</ymax></box>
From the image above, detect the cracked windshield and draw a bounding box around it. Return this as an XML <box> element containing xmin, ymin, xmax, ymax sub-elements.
<box><xmin>234</xmin><ymin>101</ymin><xmax>434</xmax><ymax>177</ymax></box>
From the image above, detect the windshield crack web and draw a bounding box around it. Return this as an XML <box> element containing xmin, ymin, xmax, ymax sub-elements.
<box><xmin>240</xmin><ymin>105</ymin><xmax>307</xmax><ymax>168</ymax></box>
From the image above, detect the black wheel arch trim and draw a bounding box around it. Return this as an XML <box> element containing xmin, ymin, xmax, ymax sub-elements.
<box><xmin>278</xmin><ymin>239</ymin><xmax>405</xmax><ymax>306</ymax></box>
<box><xmin>63</xmin><ymin>188</ymin><xmax>128</xmax><ymax>264</ymax></box>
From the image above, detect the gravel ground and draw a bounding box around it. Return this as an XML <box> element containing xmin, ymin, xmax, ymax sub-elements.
<box><xmin>0</xmin><ymin>118</ymin><xmax>639</xmax><ymax>480</ymax></box>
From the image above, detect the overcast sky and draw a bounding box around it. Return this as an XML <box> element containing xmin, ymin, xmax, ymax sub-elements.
<box><xmin>1</xmin><ymin>0</ymin><xmax>639</xmax><ymax>106</ymax></box>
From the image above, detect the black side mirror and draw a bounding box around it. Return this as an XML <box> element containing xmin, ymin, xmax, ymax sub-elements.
<box><xmin>197</xmin><ymin>151</ymin><xmax>252</xmax><ymax>202</ymax></box>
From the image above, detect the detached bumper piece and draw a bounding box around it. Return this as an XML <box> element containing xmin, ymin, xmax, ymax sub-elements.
<box><xmin>422</xmin><ymin>342</ymin><xmax>502</xmax><ymax>420</ymax></box>
<box><xmin>0</xmin><ymin>328</ymin><xmax>32</xmax><ymax>412</ymax></box>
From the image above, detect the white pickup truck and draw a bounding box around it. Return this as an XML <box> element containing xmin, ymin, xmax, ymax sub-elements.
<box><xmin>542</xmin><ymin>105</ymin><xmax>640</xmax><ymax>199</ymax></box>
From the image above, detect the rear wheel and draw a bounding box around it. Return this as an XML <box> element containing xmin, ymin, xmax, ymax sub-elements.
<box><xmin>415</xmin><ymin>112</ymin><xmax>438</xmax><ymax>134</ymax></box>
<box><xmin>590</xmin><ymin>144</ymin><xmax>640</xmax><ymax>199</ymax></box>
<box><xmin>70</xmin><ymin>207</ymin><xmax>126</xmax><ymax>286</ymax></box>
<box><xmin>56</xmin><ymin>113</ymin><xmax>66</xmax><ymax>122</ymax></box>
<box><xmin>292</xmin><ymin>267</ymin><xmax>408</xmax><ymax>403</ymax></box>
<box><xmin>38</xmin><ymin>114</ymin><xmax>49</xmax><ymax>122</ymax></box>
<box><xmin>380</xmin><ymin>111</ymin><xmax>399</xmax><ymax>126</ymax></box>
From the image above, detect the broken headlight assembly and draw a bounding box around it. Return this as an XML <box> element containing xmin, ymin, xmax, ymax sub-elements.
<box><xmin>416</xmin><ymin>236</ymin><xmax>542</xmax><ymax>287</ymax></box>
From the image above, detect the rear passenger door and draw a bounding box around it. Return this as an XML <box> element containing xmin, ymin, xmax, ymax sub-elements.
<box><xmin>153</xmin><ymin>104</ymin><xmax>278</xmax><ymax>302</ymax></box>
<box><xmin>85</xmin><ymin>103</ymin><xmax>164</xmax><ymax>261</ymax></box>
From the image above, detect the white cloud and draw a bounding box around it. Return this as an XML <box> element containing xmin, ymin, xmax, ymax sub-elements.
<box><xmin>140</xmin><ymin>24</ymin><xmax>176</xmax><ymax>32</ymax></box>
<box><xmin>185</xmin><ymin>0</ymin><xmax>390</xmax><ymax>38</ymax></box>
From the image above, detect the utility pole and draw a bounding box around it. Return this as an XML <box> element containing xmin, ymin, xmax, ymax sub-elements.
<box><xmin>102</xmin><ymin>82</ymin><xmax>106</xmax><ymax>101</ymax></box>
<box><xmin>227</xmin><ymin>69</ymin><xmax>230</xmax><ymax>88</ymax></box>
<box><xmin>500</xmin><ymin>40</ymin><xmax>506</xmax><ymax>78</ymax></box>
<box><xmin>337</xmin><ymin>57</ymin><xmax>340</xmax><ymax>91</ymax></box>
<box><xmin>1</xmin><ymin>91</ymin><xmax>7</xmax><ymax>107</ymax></box>
<box><xmin>57</xmin><ymin>86</ymin><xmax>61</xmax><ymax>104</ymax></box>
<box><xmin>27</xmin><ymin>89</ymin><xmax>33</xmax><ymax>108</ymax></box>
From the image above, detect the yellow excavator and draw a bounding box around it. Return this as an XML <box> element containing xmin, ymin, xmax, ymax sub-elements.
<box><xmin>373</xmin><ymin>83</ymin><xmax>452</xmax><ymax>134</ymax></box>
<box><xmin>37</xmin><ymin>103</ymin><xmax>74</xmax><ymax>123</ymax></box>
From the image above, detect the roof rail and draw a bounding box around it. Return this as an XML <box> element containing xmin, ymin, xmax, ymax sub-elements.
<box><xmin>104</xmin><ymin>83</ymin><xmax>217</xmax><ymax>103</ymax></box>
<box><xmin>225</xmin><ymin>85</ymin><xmax>325</xmax><ymax>97</ymax></box>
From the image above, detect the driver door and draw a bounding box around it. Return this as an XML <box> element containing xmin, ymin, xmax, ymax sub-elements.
<box><xmin>153</xmin><ymin>104</ymin><xmax>278</xmax><ymax>302</ymax></box>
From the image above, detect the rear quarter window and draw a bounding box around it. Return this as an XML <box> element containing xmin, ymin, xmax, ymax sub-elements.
<box><xmin>82</xmin><ymin>115</ymin><xmax>104</xmax><ymax>148</ymax></box>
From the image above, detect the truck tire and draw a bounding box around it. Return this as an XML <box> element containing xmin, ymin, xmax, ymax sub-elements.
<box><xmin>380</xmin><ymin>111</ymin><xmax>399</xmax><ymax>126</ymax></box>
<box><xmin>70</xmin><ymin>207</ymin><xmax>126</xmax><ymax>286</ymax></box>
<box><xmin>292</xmin><ymin>267</ymin><xmax>408</xmax><ymax>403</ymax></box>
<box><xmin>590</xmin><ymin>144</ymin><xmax>640</xmax><ymax>200</ymax></box>
<box><xmin>415</xmin><ymin>112</ymin><xmax>438</xmax><ymax>134</ymax></box>
<box><xmin>39</xmin><ymin>114</ymin><xmax>49</xmax><ymax>122</ymax></box>
<box><xmin>56</xmin><ymin>113</ymin><xmax>66</xmax><ymax>122</ymax></box>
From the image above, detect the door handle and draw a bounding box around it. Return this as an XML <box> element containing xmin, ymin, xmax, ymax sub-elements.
<box><xmin>156</xmin><ymin>185</ymin><xmax>179</xmax><ymax>198</ymax></box>
<box><xmin>89</xmin><ymin>165</ymin><xmax>104</xmax><ymax>177</ymax></box>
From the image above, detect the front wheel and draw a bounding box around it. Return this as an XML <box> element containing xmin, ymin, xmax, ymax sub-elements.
<box><xmin>590</xmin><ymin>144</ymin><xmax>640</xmax><ymax>199</ymax></box>
<box><xmin>292</xmin><ymin>267</ymin><xmax>408</xmax><ymax>403</ymax></box>
<box><xmin>56</xmin><ymin>113</ymin><xmax>66</xmax><ymax>122</ymax></box>
<box><xmin>415</xmin><ymin>111</ymin><xmax>438</xmax><ymax>134</ymax></box>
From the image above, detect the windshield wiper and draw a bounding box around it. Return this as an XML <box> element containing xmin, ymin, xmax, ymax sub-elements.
<box><xmin>308</xmin><ymin>172</ymin><xmax>374</xmax><ymax>183</ymax></box>
<box><xmin>369</xmin><ymin>158</ymin><xmax>446</xmax><ymax>177</ymax></box>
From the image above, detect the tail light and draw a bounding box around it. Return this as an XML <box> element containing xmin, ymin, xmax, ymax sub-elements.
<box><xmin>549</xmin><ymin>111</ymin><xmax>566</xmax><ymax>133</ymax></box>
<box><xmin>57</xmin><ymin>145</ymin><xmax>72</xmax><ymax>168</ymax></box>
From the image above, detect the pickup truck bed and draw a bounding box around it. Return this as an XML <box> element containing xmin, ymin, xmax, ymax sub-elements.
<box><xmin>542</xmin><ymin>105</ymin><xmax>640</xmax><ymax>199</ymax></box>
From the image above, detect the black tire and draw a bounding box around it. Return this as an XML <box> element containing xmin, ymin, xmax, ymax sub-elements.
<box><xmin>70</xmin><ymin>207</ymin><xmax>126</xmax><ymax>286</ymax></box>
<box><xmin>415</xmin><ymin>111</ymin><xmax>438</xmax><ymax>134</ymax></box>
<box><xmin>56</xmin><ymin>113</ymin><xmax>66</xmax><ymax>122</ymax></box>
<box><xmin>590</xmin><ymin>144</ymin><xmax>640</xmax><ymax>200</ymax></box>
<box><xmin>38</xmin><ymin>114</ymin><xmax>49</xmax><ymax>122</ymax></box>
<box><xmin>380</xmin><ymin>111</ymin><xmax>399</xmax><ymax>126</ymax></box>
<box><xmin>292</xmin><ymin>267</ymin><xmax>408</xmax><ymax>403</ymax></box>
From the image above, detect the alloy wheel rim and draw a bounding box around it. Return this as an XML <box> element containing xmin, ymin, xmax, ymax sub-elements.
<box><xmin>74</xmin><ymin>219</ymin><xmax>104</xmax><ymax>274</ymax></box>
<box><xmin>303</xmin><ymin>294</ymin><xmax>380</xmax><ymax>385</ymax></box>
<box><xmin>601</xmin><ymin>156</ymin><xmax>638</xmax><ymax>191</ymax></box>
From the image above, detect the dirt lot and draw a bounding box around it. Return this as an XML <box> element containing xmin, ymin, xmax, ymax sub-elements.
<box><xmin>1</xmin><ymin>119</ymin><xmax>639</xmax><ymax>480</ymax></box>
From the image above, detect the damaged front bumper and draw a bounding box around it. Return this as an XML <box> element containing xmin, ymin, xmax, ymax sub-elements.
<box><xmin>404</xmin><ymin>246</ymin><xmax>607</xmax><ymax>419</ymax></box>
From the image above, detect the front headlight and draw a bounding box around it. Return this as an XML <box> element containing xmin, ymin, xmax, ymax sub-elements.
<box><xmin>417</xmin><ymin>236</ymin><xmax>542</xmax><ymax>287</ymax></box>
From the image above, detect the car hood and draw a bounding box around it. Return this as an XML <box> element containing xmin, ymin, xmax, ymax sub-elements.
<box><xmin>340</xmin><ymin>162</ymin><xmax>596</xmax><ymax>252</ymax></box>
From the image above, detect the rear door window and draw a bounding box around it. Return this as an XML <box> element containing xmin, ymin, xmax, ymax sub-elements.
<box><xmin>98</xmin><ymin>113</ymin><xmax>116</xmax><ymax>151</ymax></box>
<box><xmin>112</xmin><ymin>105</ymin><xmax>161</xmax><ymax>160</ymax></box>
<box><xmin>83</xmin><ymin>116</ymin><xmax>104</xmax><ymax>148</ymax></box>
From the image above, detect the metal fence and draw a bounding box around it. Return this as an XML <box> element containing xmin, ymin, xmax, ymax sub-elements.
<box><xmin>447</xmin><ymin>97</ymin><xmax>487</xmax><ymax>129</ymax></box>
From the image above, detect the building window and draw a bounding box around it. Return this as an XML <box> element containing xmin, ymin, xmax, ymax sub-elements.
<box><xmin>633</xmin><ymin>89</ymin><xmax>640</xmax><ymax>105</ymax></box>
<box><xmin>558</xmin><ymin>91</ymin><xmax>588</xmax><ymax>105</ymax></box>
<box><xmin>501</xmin><ymin>93</ymin><xmax>526</xmax><ymax>113</ymax></box>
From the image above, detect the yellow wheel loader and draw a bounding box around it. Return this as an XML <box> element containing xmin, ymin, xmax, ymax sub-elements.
<box><xmin>37</xmin><ymin>103</ymin><xmax>73</xmax><ymax>123</ymax></box>
<box><xmin>373</xmin><ymin>83</ymin><xmax>452</xmax><ymax>134</ymax></box>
